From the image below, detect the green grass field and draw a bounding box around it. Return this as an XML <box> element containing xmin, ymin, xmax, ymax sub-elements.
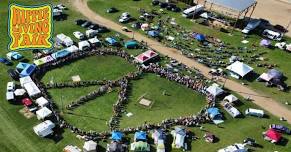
<box><xmin>88</xmin><ymin>0</ymin><xmax>291</xmax><ymax>109</ymax></box>
<box><xmin>0</xmin><ymin>0</ymin><xmax>290</xmax><ymax>151</ymax></box>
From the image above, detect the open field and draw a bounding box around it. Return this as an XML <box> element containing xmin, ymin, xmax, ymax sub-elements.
<box><xmin>87</xmin><ymin>0</ymin><xmax>291</xmax><ymax>109</ymax></box>
<box><xmin>0</xmin><ymin>0</ymin><xmax>290</xmax><ymax>151</ymax></box>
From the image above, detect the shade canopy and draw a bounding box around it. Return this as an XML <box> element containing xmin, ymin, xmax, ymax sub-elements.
<box><xmin>20</xmin><ymin>64</ymin><xmax>37</xmax><ymax>78</ymax></box>
<box><xmin>83</xmin><ymin>140</ymin><xmax>97</xmax><ymax>151</ymax></box>
<box><xmin>36</xmin><ymin>97</ymin><xmax>49</xmax><ymax>107</ymax></box>
<box><xmin>14</xmin><ymin>89</ymin><xmax>26</xmax><ymax>96</ymax></box>
<box><xmin>267</xmin><ymin>69</ymin><xmax>283</xmax><ymax>80</ymax></box>
<box><xmin>207</xmin><ymin>0</ymin><xmax>257</xmax><ymax>12</ymax></box>
<box><xmin>51</xmin><ymin>49</ymin><xmax>71</xmax><ymax>59</ymax></box>
<box><xmin>226</xmin><ymin>61</ymin><xmax>253</xmax><ymax>77</ymax></box>
<box><xmin>36</xmin><ymin>107</ymin><xmax>52</xmax><ymax>120</ymax></box>
<box><xmin>111</xmin><ymin>131</ymin><xmax>123</xmax><ymax>141</ymax></box>
<box><xmin>206</xmin><ymin>85</ymin><xmax>224</xmax><ymax>96</ymax></box>
<box><xmin>106</xmin><ymin>37</ymin><xmax>118</xmax><ymax>45</ymax></box>
<box><xmin>152</xmin><ymin>129</ymin><xmax>166</xmax><ymax>143</ymax></box>
<box><xmin>175</xmin><ymin>126</ymin><xmax>186</xmax><ymax>136</ymax></box>
<box><xmin>125</xmin><ymin>40</ymin><xmax>138</xmax><ymax>49</ymax></box>
<box><xmin>223</xmin><ymin>94</ymin><xmax>238</xmax><ymax>103</ymax></box>
<box><xmin>134</xmin><ymin>131</ymin><xmax>147</xmax><ymax>141</ymax></box>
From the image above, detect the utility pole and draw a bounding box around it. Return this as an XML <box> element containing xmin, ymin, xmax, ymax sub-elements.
<box><xmin>286</xmin><ymin>20</ymin><xmax>291</xmax><ymax>29</ymax></box>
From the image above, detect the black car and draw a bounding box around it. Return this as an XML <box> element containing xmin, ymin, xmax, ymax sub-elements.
<box><xmin>88</xmin><ymin>24</ymin><xmax>100</xmax><ymax>30</ymax></box>
<box><xmin>97</xmin><ymin>26</ymin><xmax>109</xmax><ymax>33</ymax></box>
<box><xmin>152</xmin><ymin>0</ymin><xmax>159</xmax><ymax>5</ymax></box>
<box><xmin>159</xmin><ymin>2</ymin><xmax>168</xmax><ymax>8</ymax></box>
<box><xmin>106</xmin><ymin>7</ymin><xmax>118</xmax><ymax>13</ymax></box>
<box><xmin>172</xmin><ymin>7</ymin><xmax>181</xmax><ymax>12</ymax></box>
<box><xmin>81</xmin><ymin>21</ymin><xmax>92</xmax><ymax>28</ymax></box>
<box><xmin>166</xmin><ymin>3</ymin><xmax>176</xmax><ymax>11</ymax></box>
<box><xmin>75</xmin><ymin>19</ymin><xmax>86</xmax><ymax>25</ymax></box>
<box><xmin>7</xmin><ymin>69</ymin><xmax>19</xmax><ymax>81</ymax></box>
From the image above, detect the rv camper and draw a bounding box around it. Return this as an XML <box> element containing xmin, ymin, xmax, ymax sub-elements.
<box><xmin>182</xmin><ymin>5</ymin><xmax>204</xmax><ymax>18</ymax></box>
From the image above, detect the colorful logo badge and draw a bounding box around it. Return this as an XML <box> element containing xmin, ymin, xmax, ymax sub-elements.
<box><xmin>8</xmin><ymin>4</ymin><xmax>53</xmax><ymax>51</ymax></box>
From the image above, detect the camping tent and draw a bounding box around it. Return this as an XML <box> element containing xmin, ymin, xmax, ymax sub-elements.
<box><xmin>195</xmin><ymin>34</ymin><xmax>206</xmax><ymax>41</ymax></box>
<box><xmin>106</xmin><ymin>37</ymin><xmax>118</xmax><ymax>46</ymax></box>
<box><xmin>23</xmin><ymin>81</ymin><xmax>41</xmax><ymax>97</ymax></box>
<box><xmin>152</xmin><ymin>129</ymin><xmax>166</xmax><ymax>144</ymax></box>
<box><xmin>223</xmin><ymin>94</ymin><xmax>238</xmax><ymax>103</ymax></box>
<box><xmin>125</xmin><ymin>40</ymin><xmax>138</xmax><ymax>49</ymax></box>
<box><xmin>148</xmin><ymin>30</ymin><xmax>159</xmax><ymax>37</ymax></box>
<box><xmin>134</xmin><ymin>131</ymin><xmax>147</xmax><ymax>141</ymax></box>
<box><xmin>20</xmin><ymin>76</ymin><xmax>33</xmax><ymax>87</ymax></box>
<box><xmin>207</xmin><ymin>108</ymin><xmax>222</xmax><ymax>119</ymax></box>
<box><xmin>14</xmin><ymin>89</ymin><xmax>26</xmax><ymax>97</ymax></box>
<box><xmin>226</xmin><ymin>61</ymin><xmax>253</xmax><ymax>78</ymax></box>
<box><xmin>20</xmin><ymin>64</ymin><xmax>37</xmax><ymax>78</ymax></box>
<box><xmin>33</xmin><ymin>120</ymin><xmax>55</xmax><ymax>137</ymax></box>
<box><xmin>7</xmin><ymin>51</ymin><xmax>23</xmax><ymax>60</ymax></box>
<box><xmin>265</xmin><ymin>129</ymin><xmax>282</xmax><ymax>143</ymax></box>
<box><xmin>36</xmin><ymin>107</ymin><xmax>52</xmax><ymax>120</ymax></box>
<box><xmin>267</xmin><ymin>69</ymin><xmax>283</xmax><ymax>80</ymax></box>
<box><xmin>111</xmin><ymin>131</ymin><xmax>123</xmax><ymax>141</ymax></box>
<box><xmin>51</xmin><ymin>49</ymin><xmax>71</xmax><ymax>59</ymax></box>
<box><xmin>83</xmin><ymin>140</ymin><xmax>97</xmax><ymax>152</ymax></box>
<box><xmin>36</xmin><ymin>97</ymin><xmax>49</xmax><ymax>107</ymax></box>
<box><xmin>260</xmin><ymin>39</ymin><xmax>271</xmax><ymax>47</ymax></box>
<box><xmin>16</xmin><ymin>62</ymin><xmax>30</xmax><ymax>72</ymax></box>
<box><xmin>130</xmin><ymin>141</ymin><xmax>150</xmax><ymax>152</ymax></box>
<box><xmin>206</xmin><ymin>85</ymin><xmax>224</xmax><ymax>97</ymax></box>
<box><xmin>172</xmin><ymin>126</ymin><xmax>186</xmax><ymax>148</ymax></box>
<box><xmin>135</xmin><ymin>54</ymin><xmax>150</xmax><ymax>63</ymax></box>
<box><xmin>108</xmin><ymin>142</ymin><xmax>126</xmax><ymax>152</ymax></box>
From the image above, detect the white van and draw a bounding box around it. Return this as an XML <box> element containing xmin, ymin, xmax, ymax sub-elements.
<box><xmin>182</xmin><ymin>5</ymin><xmax>204</xmax><ymax>18</ymax></box>
<box><xmin>6</xmin><ymin>92</ymin><xmax>15</xmax><ymax>101</ymax></box>
<box><xmin>245</xmin><ymin>108</ymin><xmax>264</xmax><ymax>118</ymax></box>
<box><xmin>73</xmin><ymin>31</ymin><xmax>85</xmax><ymax>40</ymax></box>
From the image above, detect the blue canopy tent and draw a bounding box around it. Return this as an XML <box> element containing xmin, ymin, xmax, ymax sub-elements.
<box><xmin>20</xmin><ymin>64</ymin><xmax>37</xmax><ymax>77</ymax></box>
<box><xmin>111</xmin><ymin>131</ymin><xmax>123</xmax><ymax>141</ymax></box>
<box><xmin>7</xmin><ymin>51</ymin><xmax>23</xmax><ymax>60</ymax></box>
<box><xmin>148</xmin><ymin>30</ymin><xmax>159</xmax><ymax>37</ymax></box>
<box><xmin>195</xmin><ymin>34</ymin><xmax>206</xmax><ymax>42</ymax></box>
<box><xmin>125</xmin><ymin>40</ymin><xmax>138</xmax><ymax>49</ymax></box>
<box><xmin>105</xmin><ymin>37</ymin><xmax>118</xmax><ymax>46</ymax></box>
<box><xmin>134</xmin><ymin>131</ymin><xmax>147</xmax><ymax>141</ymax></box>
<box><xmin>51</xmin><ymin>49</ymin><xmax>71</xmax><ymax>59</ymax></box>
<box><xmin>16</xmin><ymin>62</ymin><xmax>30</xmax><ymax>72</ymax></box>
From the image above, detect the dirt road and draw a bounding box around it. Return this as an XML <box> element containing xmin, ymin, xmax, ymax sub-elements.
<box><xmin>72</xmin><ymin>0</ymin><xmax>291</xmax><ymax>123</ymax></box>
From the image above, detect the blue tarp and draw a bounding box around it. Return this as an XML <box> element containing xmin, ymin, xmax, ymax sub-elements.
<box><xmin>111</xmin><ymin>131</ymin><xmax>123</xmax><ymax>141</ymax></box>
<box><xmin>175</xmin><ymin>126</ymin><xmax>186</xmax><ymax>136</ymax></box>
<box><xmin>51</xmin><ymin>49</ymin><xmax>71</xmax><ymax>59</ymax></box>
<box><xmin>195</xmin><ymin>34</ymin><xmax>206</xmax><ymax>41</ymax></box>
<box><xmin>105</xmin><ymin>37</ymin><xmax>118</xmax><ymax>45</ymax></box>
<box><xmin>134</xmin><ymin>131</ymin><xmax>147</xmax><ymax>141</ymax></box>
<box><xmin>148</xmin><ymin>30</ymin><xmax>159</xmax><ymax>37</ymax></box>
<box><xmin>125</xmin><ymin>40</ymin><xmax>138</xmax><ymax>49</ymax></box>
<box><xmin>20</xmin><ymin>64</ymin><xmax>37</xmax><ymax>77</ymax></box>
<box><xmin>207</xmin><ymin>107</ymin><xmax>222</xmax><ymax>119</ymax></box>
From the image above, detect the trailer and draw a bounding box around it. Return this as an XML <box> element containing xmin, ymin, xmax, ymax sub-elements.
<box><xmin>182</xmin><ymin>5</ymin><xmax>204</xmax><ymax>18</ymax></box>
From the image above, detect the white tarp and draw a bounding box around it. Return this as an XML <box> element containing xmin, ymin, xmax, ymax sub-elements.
<box><xmin>33</xmin><ymin>120</ymin><xmax>55</xmax><ymax>137</ymax></box>
<box><xmin>23</xmin><ymin>81</ymin><xmax>41</xmax><ymax>97</ymax></box>
<box><xmin>20</xmin><ymin>76</ymin><xmax>33</xmax><ymax>87</ymax></box>
<box><xmin>83</xmin><ymin>140</ymin><xmax>97</xmax><ymax>152</ymax></box>
<box><xmin>36</xmin><ymin>97</ymin><xmax>49</xmax><ymax>107</ymax></box>
<box><xmin>226</xmin><ymin>61</ymin><xmax>253</xmax><ymax>77</ymax></box>
<box><xmin>36</xmin><ymin>107</ymin><xmax>52</xmax><ymax>120</ymax></box>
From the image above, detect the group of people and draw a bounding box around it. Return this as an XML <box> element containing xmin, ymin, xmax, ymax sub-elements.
<box><xmin>27</xmin><ymin>45</ymin><xmax>221</xmax><ymax>141</ymax></box>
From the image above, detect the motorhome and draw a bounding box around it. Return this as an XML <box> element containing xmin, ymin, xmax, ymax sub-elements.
<box><xmin>182</xmin><ymin>5</ymin><xmax>204</xmax><ymax>18</ymax></box>
<box><xmin>245</xmin><ymin>108</ymin><xmax>264</xmax><ymax>118</ymax></box>
<box><xmin>262</xmin><ymin>29</ymin><xmax>283</xmax><ymax>41</ymax></box>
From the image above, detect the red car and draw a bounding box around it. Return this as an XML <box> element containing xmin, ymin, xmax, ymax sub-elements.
<box><xmin>21</xmin><ymin>98</ymin><xmax>37</xmax><ymax>112</ymax></box>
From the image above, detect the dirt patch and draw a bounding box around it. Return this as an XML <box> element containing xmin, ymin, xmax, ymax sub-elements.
<box><xmin>19</xmin><ymin>107</ymin><xmax>34</xmax><ymax>119</ymax></box>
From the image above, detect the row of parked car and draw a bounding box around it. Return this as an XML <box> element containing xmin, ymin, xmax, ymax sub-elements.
<box><xmin>152</xmin><ymin>0</ymin><xmax>182</xmax><ymax>12</ymax></box>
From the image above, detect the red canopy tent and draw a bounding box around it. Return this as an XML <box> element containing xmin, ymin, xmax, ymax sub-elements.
<box><xmin>265</xmin><ymin>129</ymin><xmax>282</xmax><ymax>143</ymax></box>
<box><xmin>22</xmin><ymin>98</ymin><xmax>33</xmax><ymax>106</ymax></box>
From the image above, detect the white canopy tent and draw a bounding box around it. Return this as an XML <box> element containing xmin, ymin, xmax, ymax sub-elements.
<box><xmin>206</xmin><ymin>85</ymin><xmax>224</xmax><ymax>97</ymax></box>
<box><xmin>83</xmin><ymin>140</ymin><xmax>97</xmax><ymax>152</ymax></box>
<box><xmin>20</xmin><ymin>76</ymin><xmax>33</xmax><ymax>87</ymax></box>
<box><xmin>23</xmin><ymin>81</ymin><xmax>41</xmax><ymax>97</ymax></box>
<box><xmin>258</xmin><ymin>73</ymin><xmax>273</xmax><ymax>82</ymax></box>
<box><xmin>36</xmin><ymin>107</ymin><xmax>52</xmax><ymax>120</ymax></box>
<box><xmin>223</xmin><ymin>94</ymin><xmax>238</xmax><ymax>103</ymax></box>
<box><xmin>33</xmin><ymin>120</ymin><xmax>55</xmax><ymax>137</ymax></box>
<box><xmin>226</xmin><ymin>61</ymin><xmax>253</xmax><ymax>78</ymax></box>
<box><xmin>36</xmin><ymin>97</ymin><xmax>49</xmax><ymax>107</ymax></box>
